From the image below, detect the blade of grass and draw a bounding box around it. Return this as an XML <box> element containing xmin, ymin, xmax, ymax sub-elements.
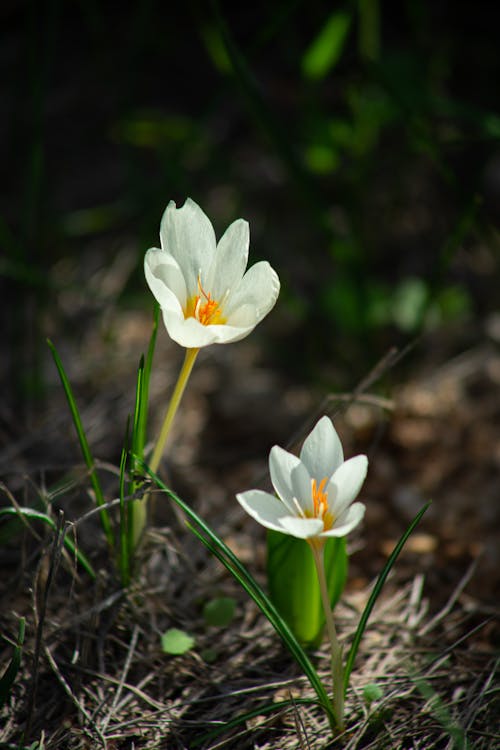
<box><xmin>0</xmin><ymin>507</ymin><xmax>95</xmax><ymax>578</ymax></box>
<box><xmin>119</xmin><ymin>418</ymin><xmax>131</xmax><ymax>587</ymax></box>
<box><xmin>46</xmin><ymin>339</ymin><xmax>114</xmax><ymax>550</ymax></box>
<box><xmin>139</xmin><ymin>460</ymin><xmax>336</xmax><ymax>729</ymax></box>
<box><xmin>192</xmin><ymin>697</ymin><xmax>320</xmax><ymax>747</ymax></box>
<box><xmin>137</xmin><ymin>303</ymin><xmax>159</xmax><ymax>456</ymax></box>
<box><xmin>411</xmin><ymin>668</ymin><xmax>470</xmax><ymax>749</ymax></box>
<box><xmin>128</xmin><ymin>306</ymin><xmax>159</xmax><ymax>549</ymax></box>
<box><xmin>129</xmin><ymin>357</ymin><xmax>146</xmax><ymax>548</ymax></box>
<box><xmin>0</xmin><ymin>617</ymin><xmax>25</xmax><ymax>708</ymax></box>
<box><xmin>343</xmin><ymin>501</ymin><xmax>431</xmax><ymax>692</ymax></box>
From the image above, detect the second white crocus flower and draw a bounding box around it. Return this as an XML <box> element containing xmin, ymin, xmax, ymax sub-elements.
<box><xmin>144</xmin><ymin>198</ymin><xmax>280</xmax><ymax>349</ymax></box>
<box><xmin>237</xmin><ymin>416</ymin><xmax>367</xmax><ymax>546</ymax></box>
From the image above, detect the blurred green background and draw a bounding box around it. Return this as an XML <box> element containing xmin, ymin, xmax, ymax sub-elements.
<box><xmin>2</xmin><ymin>0</ymin><xmax>499</xmax><ymax>410</ymax></box>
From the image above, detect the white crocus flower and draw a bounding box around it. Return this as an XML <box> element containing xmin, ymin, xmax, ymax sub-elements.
<box><xmin>144</xmin><ymin>198</ymin><xmax>280</xmax><ymax>348</ymax></box>
<box><xmin>237</xmin><ymin>416</ymin><xmax>367</xmax><ymax>546</ymax></box>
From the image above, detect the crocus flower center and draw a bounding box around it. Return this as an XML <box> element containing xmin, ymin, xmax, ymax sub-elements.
<box><xmin>309</xmin><ymin>477</ymin><xmax>334</xmax><ymax>530</ymax></box>
<box><xmin>185</xmin><ymin>275</ymin><xmax>226</xmax><ymax>326</ymax></box>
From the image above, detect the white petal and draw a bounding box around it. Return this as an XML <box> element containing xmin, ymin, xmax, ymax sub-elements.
<box><xmin>225</xmin><ymin>261</ymin><xmax>280</xmax><ymax>323</ymax></box>
<box><xmin>208</xmin><ymin>219</ymin><xmax>249</xmax><ymax>300</ymax></box>
<box><xmin>290</xmin><ymin>462</ymin><xmax>314</xmax><ymax>514</ymax></box>
<box><xmin>161</xmin><ymin>312</ymin><xmax>258</xmax><ymax>348</ymax></box>
<box><xmin>322</xmin><ymin>502</ymin><xmax>365</xmax><ymax>538</ymax></box>
<box><xmin>300</xmin><ymin>416</ymin><xmax>343</xmax><ymax>481</ymax></box>
<box><xmin>161</xmin><ymin>311</ymin><xmax>219</xmax><ymax>348</ymax></box>
<box><xmin>330</xmin><ymin>455</ymin><xmax>368</xmax><ymax>516</ymax></box>
<box><xmin>159</xmin><ymin>198</ymin><xmax>216</xmax><ymax>297</ymax></box>
<box><xmin>224</xmin><ymin>303</ymin><xmax>257</xmax><ymax>327</ymax></box>
<box><xmin>236</xmin><ymin>489</ymin><xmax>293</xmax><ymax>533</ymax></box>
<box><xmin>144</xmin><ymin>248</ymin><xmax>187</xmax><ymax>308</ymax></box>
<box><xmin>269</xmin><ymin>445</ymin><xmax>303</xmax><ymax>514</ymax></box>
<box><xmin>280</xmin><ymin>516</ymin><xmax>324</xmax><ymax>539</ymax></box>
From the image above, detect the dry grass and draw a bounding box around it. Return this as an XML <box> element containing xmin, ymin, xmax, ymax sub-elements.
<box><xmin>1</xmin><ymin>497</ymin><xmax>498</xmax><ymax>749</ymax></box>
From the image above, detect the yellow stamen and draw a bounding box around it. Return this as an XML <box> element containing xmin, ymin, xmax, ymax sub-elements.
<box><xmin>310</xmin><ymin>477</ymin><xmax>335</xmax><ymax>530</ymax></box>
<box><xmin>185</xmin><ymin>275</ymin><xmax>226</xmax><ymax>326</ymax></box>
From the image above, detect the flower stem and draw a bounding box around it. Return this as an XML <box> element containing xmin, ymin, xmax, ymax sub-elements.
<box><xmin>309</xmin><ymin>540</ymin><xmax>345</xmax><ymax>732</ymax></box>
<box><xmin>150</xmin><ymin>347</ymin><xmax>199</xmax><ymax>473</ymax></box>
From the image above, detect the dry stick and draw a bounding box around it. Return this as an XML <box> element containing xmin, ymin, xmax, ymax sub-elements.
<box><xmin>285</xmin><ymin>343</ymin><xmax>411</xmax><ymax>456</ymax></box>
<box><xmin>101</xmin><ymin>624</ymin><xmax>140</xmax><ymax>732</ymax></box>
<box><xmin>23</xmin><ymin>510</ymin><xmax>66</xmax><ymax>744</ymax></box>
<box><xmin>43</xmin><ymin>645</ymin><xmax>107</xmax><ymax>748</ymax></box>
<box><xmin>419</xmin><ymin>558</ymin><xmax>479</xmax><ymax>636</ymax></box>
<box><xmin>290</xmin><ymin>690</ymin><xmax>313</xmax><ymax>750</ymax></box>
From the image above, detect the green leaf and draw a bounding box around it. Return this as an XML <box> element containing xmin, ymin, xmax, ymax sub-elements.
<box><xmin>267</xmin><ymin>532</ymin><xmax>347</xmax><ymax>647</ymax></box>
<box><xmin>201</xmin><ymin>647</ymin><xmax>218</xmax><ymax>663</ymax></box>
<box><xmin>128</xmin><ymin>305</ymin><xmax>159</xmax><ymax>551</ymax></box>
<box><xmin>302</xmin><ymin>12</ymin><xmax>351</xmax><ymax>80</ymax></box>
<box><xmin>363</xmin><ymin>682</ymin><xmax>383</xmax><ymax>706</ymax></box>
<box><xmin>203</xmin><ymin>597</ymin><xmax>236</xmax><ymax>627</ymax></box>
<box><xmin>344</xmin><ymin>502</ymin><xmax>431</xmax><ymax>692</ymax></box>
<box><xmin>46</xmin><ymin>339</ymin><xmax>114</xmax><ymax>550</ymax></box>
<box><xmin>118</xmin><ymin>418</ymin><xmax>131</xmax><ymax>587</ymax></box>
<box><xmin>161</xmin><ymin>628</ymin><xmax>195</xmax><ymax>655</ymax></box>
<box><xmin>0</xmin><ymin>617</ymin><xmax>25</xmax><ymax>707</ymax></box>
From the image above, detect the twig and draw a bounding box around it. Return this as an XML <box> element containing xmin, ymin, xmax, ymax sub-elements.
<box><xmin>23</xmin><ymin>510</ymin><xmax>66</xmax><ymax>744</ymax></box>
<box><xmin>101</xmin><ymin>624</ymin><xmax>140</xmax><ymax>731</ymax></box>
<box><xmin>419</xmin><ymin>559</ymin><xmax>478</xmax><ymax>636</ymax></box>
<box><xmin>44</xmin><ymin>644</ymin><xmax>107</xmax><ymax>748</ymax></box>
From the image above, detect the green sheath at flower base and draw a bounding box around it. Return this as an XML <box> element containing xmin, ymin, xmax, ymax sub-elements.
<box><xmin>267</xmin><ymin>531</ymin><xmax>347</xmax><ymax>648</ymax></box>
<box><xmin>144</xmin><ymin>198</ymin><xmax>280</xmax><ymax>349</ymax></box>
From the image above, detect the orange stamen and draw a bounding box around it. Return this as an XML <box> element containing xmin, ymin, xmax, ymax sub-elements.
<box><xmin>185</xmin><ymin>275</ymin><xmax>226</xmax><ymax>326</ymax></box>
<box><xmin>311</xmin><ymin>477</ymin><xmax>334</xmax><ymax>530</ymax></box>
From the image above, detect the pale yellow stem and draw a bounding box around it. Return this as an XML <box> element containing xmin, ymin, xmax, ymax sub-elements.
<box><xmin>309</xmin><ymin>540</ymin><xmax>345</xmax><ymax>731</ymax></box>
<box><xmin>130</xmin><ymin>347</ymin><xmax>199</xmax><ymax>551</ymax></box>
<box><xmin>150</xmin><ymin>347</ymin><xmax>199</xmax><ymax>473</ymax></box>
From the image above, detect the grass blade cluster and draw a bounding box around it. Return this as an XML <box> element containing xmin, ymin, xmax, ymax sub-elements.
<box><xmin>0</xmin><ymin>507</ymin><xmax>95</xmax><ymax>578</ymax></box>
<box><xmin>46</xmin><ymin>339</ymin><xmax>113</xmax><ymax>549</ymax></box>
<box><xmin>128</xmin><ymin>304</ymin><xmax>159</xmax><ymax>554</ymax></box>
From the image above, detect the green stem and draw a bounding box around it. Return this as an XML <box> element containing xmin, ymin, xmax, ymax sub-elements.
<box><xmin>150</xmin><ymin>347</ymin><xmax>199</xmax><ymax>473</ymax></box>
<box><xmin>309</xmin><ymin>540</ymin><xmax>345</xmax><ymax>731</ymax></box>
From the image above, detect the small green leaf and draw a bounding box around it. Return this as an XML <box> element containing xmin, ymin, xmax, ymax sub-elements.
<box><xmin>363</xmin><ymin>682</ymin><xmax>383</xmax><ymax>706</ymax></box>
<box><xmin>201</xmin><ymin>648</ymin><xmax>218</xmax><ymax>663</ymax></box>
<box><xmin>203</xmin><ymin>597</ymin><xmax>236</xmax><ymax>627</ymax></box>
<box><xmin>302</xmin><ymin>12</ymin><xmax>351</xmax><ymax>80</ymax></box>
<box><xmin>161</xmin><ymin>628</ymin><xmax>195</xmax><ymax>655</ymax></box>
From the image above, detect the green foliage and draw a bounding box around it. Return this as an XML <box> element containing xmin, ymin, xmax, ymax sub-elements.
<box><xmin>203</xmin><ymin>597</ymin><xmax>237</xmax><ymax>627</ymax></box>
<box><xmin>45</xmin><ymin>304</ymin><xmax>158</xmax><ymax>587</ymax></box>
<box><xmin>301</xmin><ymin>11</ymin><xmax>352</xmax><ymax>80</ymax></box>
<box><xmin>267</xmin><ymin>532</ymin><xmax>347</xmax><ymax>647</ymax></box>
<box><xmin>363</xmin><ymin>682</ymin><xmax>383</xmax><ymax>707</ymax></box>
<box><xmin>161</xmin><ymin>628</ymin><xmax>195</xmax><ymax>655</ymax></box>
<box><xmin>47</xmin><ymin>339</ymin><xmax>114</xmax><ymax>550</ymax></box>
